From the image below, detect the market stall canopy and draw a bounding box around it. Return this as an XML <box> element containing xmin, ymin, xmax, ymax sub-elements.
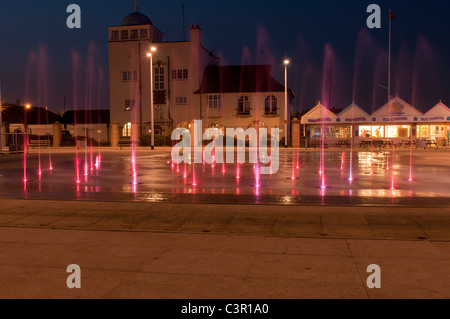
<box><xmin>301</xmin><ymin>102</ymin><xmax>337</xmax><ymax>124</ymax></box>
<box><xmin>337</xmin><ymin>103</ymin><xmax>370</xmax><ymax>123</ymax></box>
<box><xmin>371</xmin><ymin>96</ymin><xmax>423</xmax><ymax>123</ymax></box>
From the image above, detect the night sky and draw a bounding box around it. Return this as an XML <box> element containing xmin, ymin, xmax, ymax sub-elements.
<box><xmin>1</xmin><ymin>0</ymin><xmax>450</xmax><ymax>115</ymax></box>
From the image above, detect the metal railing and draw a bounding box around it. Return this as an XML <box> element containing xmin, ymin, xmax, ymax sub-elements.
<box><xmin>1</xmin><ymin>132</ymin><xmax>27</xmax><ymax>154</ymax></box>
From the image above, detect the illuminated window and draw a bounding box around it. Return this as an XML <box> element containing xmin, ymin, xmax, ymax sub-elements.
<box><xmin>124</xmin><ymin>100</ymin><xmax>135</xmax><ymax>111</ymax></box>
<box><xmin>122</xmin><ymin>123</ymin><xmax>132</xmax><ymax>137</ymax></box>
<box><xmin>130</xmin><ymin>29</ymin><xmax>138</xmax><ymax>39</ymax></box>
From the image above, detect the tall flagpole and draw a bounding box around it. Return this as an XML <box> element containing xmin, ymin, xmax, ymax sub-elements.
<box><xmin>0</xmin><ymin>80</ymin><xmax>3</xmax><ymax>154</ymax></box>
<box><xmin>388</xmin><ymin>9</ymin><xmax>392</xmax><ymax>102</ymax></box>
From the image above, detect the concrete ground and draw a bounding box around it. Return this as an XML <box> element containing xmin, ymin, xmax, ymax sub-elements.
<box><xmin>0</xmin><ymin>199</ymin><xmax>449</xmax><ymax>299</ymax></box>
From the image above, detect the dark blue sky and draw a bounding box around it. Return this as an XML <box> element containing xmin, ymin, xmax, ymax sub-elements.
<box><xmin>1</xmin><ymin>0</ymin><xmax>450</xmax><ymax>114</ymax></box>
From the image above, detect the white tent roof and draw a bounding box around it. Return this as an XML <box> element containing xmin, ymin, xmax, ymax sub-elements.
<box><xmin>337</xmin><ymin>103</ymin><xmax>370</xmax><ymax>122</ymax></box>
<box><xmin>301</xmin><ymin>102</ymin><xmax>337</xmax><ymax>124</ymax></box>
<box><xmin>425</xmin><ymin>101</ymin><xmax>450</xmax><ymax>116</ymax></box>
<box><xmin>371</xmin><ymin>96</ymin><xmax>423</xmax><ymax>117</ymax></box>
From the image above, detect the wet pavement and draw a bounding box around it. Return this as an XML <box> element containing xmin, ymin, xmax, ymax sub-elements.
<box><xmin>0</xmin><ymin>147</ymin><xmax>449</xmax><ymax>206</ymax></box>
<box><xmin>1</xmin><ymin>148</ymin><xmax>450</xmax><ymax>299</ymax></box>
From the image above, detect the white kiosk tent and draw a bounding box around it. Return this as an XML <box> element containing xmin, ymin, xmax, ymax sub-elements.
<box><xmin>361</xmin><ymin>96</ymin><xmax>423</xmax><ymax>141</ymax></box>
<box><xmin>300</xmin><ymin>96</ymin><xmax>450</xmax><ymax>147</ymax></box>
<box><xmin>301</xmin><ymin>102</ymin><xmax>371</xmax><ymax>146</ymax></box>
<box><xmin>300</xmin><ymin>102</ymin><xmax>337</xmax><ymax>139</ymax></box>
<box><xmin>417</xmin><ymin>101</ymin><xmax>450</xmax><ymax>145</ymax></box>
<box><xmin>337</xmin><ymin>103</ymin><xmax>370</xmax><ymax>142</ymax></box>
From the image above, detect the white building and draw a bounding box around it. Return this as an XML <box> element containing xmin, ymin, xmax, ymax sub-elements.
<box><xmin>108</xmin><ymin>8</ymin><xmax>292</xmax><ymax>142</ymax></box>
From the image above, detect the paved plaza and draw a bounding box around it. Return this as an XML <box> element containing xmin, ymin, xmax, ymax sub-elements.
<box><xmin>0</xmin><ymin>148</ymin><xmax>449</xmax><ymax>298</ymax></box>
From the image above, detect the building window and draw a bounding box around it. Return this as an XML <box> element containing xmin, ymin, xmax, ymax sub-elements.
<box><xmin>154</xmin><ymin>67</ymin><xmax>165</xmax><ymax>90</ymax></box>
<box><xmin>130</xmin><ymin>29</ymin><xmax>138</xmax><ymax>39</ymax></box>
<box><xmin>175</xmin><ymin>97</ymin><xmax>188</xmax><ymax>104</ymax></box>
<box><xmin>123</xmin><ymin>122</ymin><xmax>132</xmax><ymax>137</ymax></box>
<box><xmin>265</xmin><ymin>96</ymin><xmax>278</xmax><ymax>115</ymax></box>
<box><xmin>121</xmin><ymin>30</ymin><xmax>129</xmax><ymax>40</ymax></box>
<box><xmin>171</xmin><ymin>69</ymin><xmax>189</xmax><ymax>80</ymax></box>
<box><xmin>140</xmin><ymin>29</ymin><xmax>148</xmax><ymax>38</ymax></box>
<box><xmin>111</xmin><ymin>30</ymin><xmax>119</xmax><ymax>40</ymax></box>
<box><xmin>122</xmin><ymin>71</ymin><xmax>137</xmax><ymax>82</ymax></box>
<box><xmin>238</xmin><ymin>96</ymin><xmax>251</xmax><ymax>115</ymax></box>
<box><xmin>124</xmin><ymin>100</ymin><xmax>135</xmax><ymax>111</ymax></box>
<box><xmin>207</xmin><ymin>95</ymin><xmax>222</xmax><ymax>109</ymax></box>
<box><xmin>155</xmin><ymin>105</ymin><xmax>166</xmax><ymax>120</ymax></box>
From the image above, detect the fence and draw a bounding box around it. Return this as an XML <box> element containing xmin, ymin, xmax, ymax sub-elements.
<box><xmin>1</xmin><ymin>132</ymin><xmax>27</xmax><ymax>154</ymax></box>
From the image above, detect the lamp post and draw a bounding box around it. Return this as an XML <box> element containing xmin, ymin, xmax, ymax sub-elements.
<box><xmin>0</xmin><ymin>102</ymin><xmax>3</xmax><ymax>154</ymax></box>
<box><xmin>284</xmin><ymin>59</ymin><xmax>290</xmax><ymax>148</ymax></box>
<box><xmin>25</xmin><ymin>104</ymin><xmax>31</xmax><ymax>152</ymax></box>
<box><xmin>147</xmin><ymin>46</ymin><xmax>157</xmax><ymax>150</ymax></box>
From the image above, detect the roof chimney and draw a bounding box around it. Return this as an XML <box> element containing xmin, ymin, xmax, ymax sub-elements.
<box><xmin>190</xmin><ymin>24</ymin><xmax>201</xmax><ymax>46</ymax></box>
<box><xmin>16</xmin><ymin>99</ymin><xmax>20</xmax><ymax>106</ymax></box>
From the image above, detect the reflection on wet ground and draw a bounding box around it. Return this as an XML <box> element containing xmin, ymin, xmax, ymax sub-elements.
<box><xmin>0</xmin><ymin>149</ymin><xmax>449</xmax><ymax>206</ymax></box>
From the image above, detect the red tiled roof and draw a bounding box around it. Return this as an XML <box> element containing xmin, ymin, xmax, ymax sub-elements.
<box><xmin>196</xmin><ymin>65</ymin><xmax>294</xmax><ymax>96</ymax></box>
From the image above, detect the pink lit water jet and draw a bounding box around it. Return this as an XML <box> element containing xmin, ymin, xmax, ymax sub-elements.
<box><xmin>236</xmin><ymin>163</ymin><xmax>241</xmax><ymax>180</ymax></box>
<box><xmin>408</xmin><ymin>135</ymin><xmax>413</xmax><ymax>182</ymax></box>
<box><xmin>192</xmin><ymin>161</ymin><xmax>197</xmax><ymax>187</ymax></box>
<box><xmin>390</xmin><ymin>142</ymin><xmax>396</xmax><ymax>190</ymax></box>
<box><xmin>291</xmin><ymin>152</ymin><xmax>296</xmax><ymax>180</ymax></box>
<box><xmin>255</xmin><ymin>165</ymin><xmax>261</xmax><ymax>188</ymax></box>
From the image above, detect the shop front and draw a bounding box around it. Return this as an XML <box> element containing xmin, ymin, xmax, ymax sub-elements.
<box><xmin>415</xmin><ymin>102</ymin><xmax>450</xmax><ymax>146</ymax></box>
<box><xmin>301</xmin><ymin>97</ymin><xmax>450</xmax><ymax>148</ymax></box>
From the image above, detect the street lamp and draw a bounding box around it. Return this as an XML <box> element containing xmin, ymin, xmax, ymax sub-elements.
<box><xmin>147</xmin><ymin>46</ymin><xmax>157</xmax><ymax>150</ymax></box>
<box><xmin>0</xmin><ymin>102</ymin><xmax>3</xmax><ymax>154</ymax></box>
<box><xmin>25</xmin><ymin>104</ymin><xmax>31</xmax><ymax>151</ymax></box>
<box><xmin>284</xmin><ymin>59</ymin><xmax>290</xmax><ymax>148</ymax></box>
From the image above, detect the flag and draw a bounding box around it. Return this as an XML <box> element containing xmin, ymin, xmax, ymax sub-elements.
<box><xmin>390</xmin><ymin>10</ymin><xmax>396</xmax><ymax>20</ymax></box>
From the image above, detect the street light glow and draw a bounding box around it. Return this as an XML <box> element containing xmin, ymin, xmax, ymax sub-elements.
<box><xmin>148</xmin><ymin>46</ymin><xmax>157</xmax><ymax>150</ymax></box>
<box><xmin>147</xmin><ymin>47</ymin><xmax>157</xmax><ymax>57</ymax></box>
<box><xmin>284</xmin><ymin>58</ymin><xmax>289</xmax><ymax>148</ymax></box>
<box><xmin>26</xmin><ymin>104</ymin><xmax>31</xmax><ymax>109</ymax></box>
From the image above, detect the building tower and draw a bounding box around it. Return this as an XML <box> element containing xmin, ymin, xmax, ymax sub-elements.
<box><xmin>109</xmin><ymin>5</ymin><xmax>219</xmax><ymax>142</ymax></box>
